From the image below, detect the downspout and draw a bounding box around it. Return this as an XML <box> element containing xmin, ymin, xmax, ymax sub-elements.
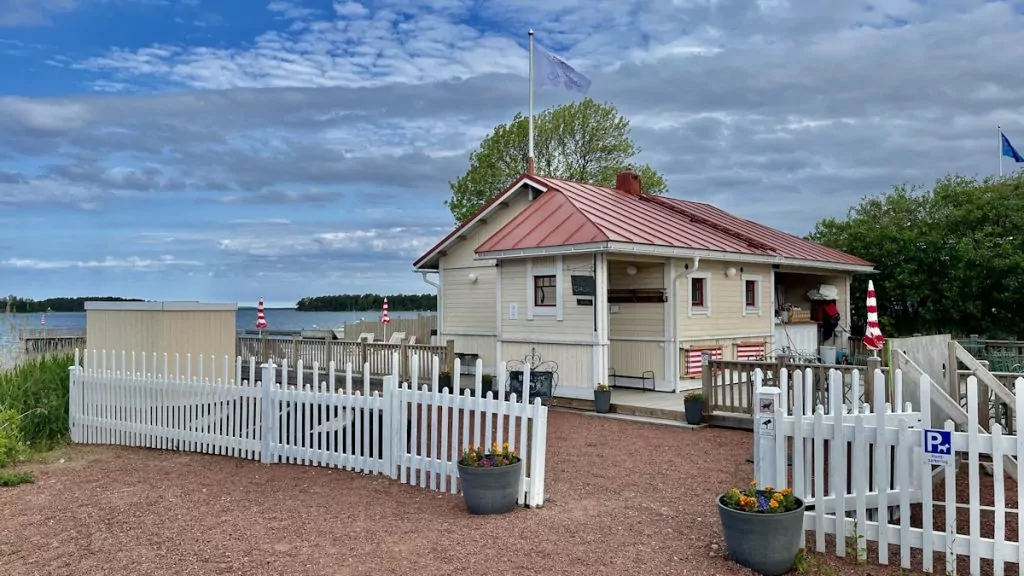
<box><xmin>671</xmin><ymin>257</ymin><xmax>700</xmax><ymax>387</ymax></box>
<box><xmin>419</xmin><ymin>270</ymin><xmax>440</xmax><ymax>343</ymax></box>
<box><xmin>418</xmin><ymin>270</ymin><xmax>439</xmax><ymax>289</ymax></box>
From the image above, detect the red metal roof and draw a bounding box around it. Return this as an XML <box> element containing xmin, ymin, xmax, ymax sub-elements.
<box><xmin>474</xmin><ymin>175</ymin><xmax>872</xmax><ymax>268</ymax></box>
<box><xmin>413</xmin><ymin>173</ymin><xmax>535</xmax><ymax>269</ymax></box>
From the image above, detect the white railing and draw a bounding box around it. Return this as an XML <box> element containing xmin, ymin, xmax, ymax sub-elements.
<box><xmin>756</xmin><ymin>366</ymin><xmax>1024</xmax><ymax>574</ymax></box>
<box><xmin>68</xmin><ymin>349</ymin><xmax>548</xmax><ymax>507</ymax></box>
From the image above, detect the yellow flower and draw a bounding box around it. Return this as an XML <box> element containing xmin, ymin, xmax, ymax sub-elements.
<box><xmin>772</xmin><ymin>493</ymin><xmax>784</xmax><ymax>502</ymax></box>
<box><xmin>765</xmin><ymin>486</ymin><xmax>774</xmax><ymax>492</ymax></box>
<box><xmin>781</xmin><ymin>488</ymin><xmax>792</xmax><ymax>496</ymax></box>
<box><xmin>769</xmin><ymin>500</ymin><xmax>779</xmax><ymax>509</ymax></box>
<box><xmin>749</xmin><ymin>480</ymin><xmax>758</xmax><ymax>488</ymax></box>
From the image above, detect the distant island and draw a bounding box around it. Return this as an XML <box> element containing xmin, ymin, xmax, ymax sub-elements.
<box><xmin>296</xmin><ymin>294</ymin><xmax>437</xmax><ymax>312</ymax></box>
<box><xmin>3</xmin><ymin>296</ymin><xmax>145</xmax><ymax>313</ymax></box>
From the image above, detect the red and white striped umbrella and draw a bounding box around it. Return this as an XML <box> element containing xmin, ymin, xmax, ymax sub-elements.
<box><xmin>256</xmin><ymin>297</ymin><xmax>268</xmax><ymax>330</ymax></box>
<box><xmin>381</xmin><ymin>298</ymin><xmax>390</xmax><ymax>325</ymax></box>
<box><xmin>862</xmin><ymin>280</ymin><xmax>885</xmax><ymax>351</ymax></box>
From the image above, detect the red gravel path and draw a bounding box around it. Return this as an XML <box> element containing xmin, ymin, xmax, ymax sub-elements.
<box><xmin>2</xmin><ymin>411</ymin><xmax>911</xmax><ymax>576</ymax></box>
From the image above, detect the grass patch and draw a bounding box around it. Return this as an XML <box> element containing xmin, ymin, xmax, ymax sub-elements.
<box><xmin>0</xmin><ymin>352</ymin><xmax>74</xmax><ymax>486</ymax></box>
<box><xmin>0</xmin><ymin>471</ymin><xmax>34</xmax><ymax>486</ymax></box>
<box><xmin>0</xmin><ymin>352</ymin><xmax>75</xmax><ymax>450</ymax></box>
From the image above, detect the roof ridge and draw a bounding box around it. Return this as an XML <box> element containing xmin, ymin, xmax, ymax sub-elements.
<box><xmin>641</xmin><ymin>195</ymin><xmax>779</xmax><ymax>254</ymax></box>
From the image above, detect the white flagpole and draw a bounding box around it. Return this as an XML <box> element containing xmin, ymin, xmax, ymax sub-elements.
<box><xmin>528</xmin><ymin>29</ymin><xmax>535</xmax><ymax>175</ymax></box>
<box><xmin>1000</xmin><ymin>124</ymin><xmax>1004</xmax><ymax>177</ymax></box>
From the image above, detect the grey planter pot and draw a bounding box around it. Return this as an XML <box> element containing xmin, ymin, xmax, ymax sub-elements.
<box><xmin>458</xmin><ymin>459</ymin><xmax>523</xmax><ymax>515</ymax></box>
<box><xmin>683</xmin><ymin>399</ymin><xmax>703</xmax><ymax>425</ymax></box>
<box><xmin>718</xmin><ymin>493</ymin><xmax>806</xmax><ymax>576</ymax></box>
<box><xmin>593</xmin><ymin>389</ymin><xmax>612</xmax><ymax>414</ymax></box>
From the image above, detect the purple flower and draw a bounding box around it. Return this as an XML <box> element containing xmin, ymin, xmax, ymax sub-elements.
<box><xmin>757</xmin><ymin>495</ymin><xmax>770</xmax><ymax>511</ymax></box>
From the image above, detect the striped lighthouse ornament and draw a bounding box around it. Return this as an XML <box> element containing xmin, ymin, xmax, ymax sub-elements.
<box><xmin>256</xmin><ymin>297</ymin><xmax>268</xmax><ymax>331</ymax></box>
<box><xmin>862</xmin><ymin>280</ymin><xmax>885</xmax><ymax>353</ymax></box>
<box><xmin>381</xmin><ymin>297</ymin><xmax>390</xmax><ymax>342</ymax></box>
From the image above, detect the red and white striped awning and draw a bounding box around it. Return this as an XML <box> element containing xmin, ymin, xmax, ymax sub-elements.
<box><xmin>862</xmin><ymin>281</ymin><xmax>884</xmax><ymax>351</ymax></box>
<box><xmin>381</xmin><ymin>298</ymin><xmax>390</xmax><ymax>325</ymax></box>
<box><xmin>256</xmin><ymin>297</ymin><xmax>268</xmax><ymax>330</ymax></box>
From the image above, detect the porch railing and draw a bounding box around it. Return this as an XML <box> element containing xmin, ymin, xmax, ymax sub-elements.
<box><xmin>236</xmin><ymin>335</ymin><xmax>455</xmax><ymax>381</ymax></box>
<box><xmin>701</xmin><ymin>358</ymin><xmax>891</xmax><ymax>418</ymax></box>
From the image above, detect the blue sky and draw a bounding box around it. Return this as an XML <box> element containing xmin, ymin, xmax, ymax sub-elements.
<box><xmin>2</xmin><ymin>0</ymin><xmax>1023</xmax><ymax>307</ymax></box>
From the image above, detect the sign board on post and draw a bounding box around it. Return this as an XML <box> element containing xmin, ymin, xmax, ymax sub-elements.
<box><xmin>753</xmin><ymin>386</ymin><xmax>781</xmax><ymax>487</ymax></box>
<box><xmin>923</xmin><ymin>428</ymin><xmax>953</xmax><ymax>466</ymax></box>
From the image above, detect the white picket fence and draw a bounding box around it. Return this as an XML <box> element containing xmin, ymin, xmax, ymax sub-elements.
<box><xmin>68</xmin><ymin>349</ymin><xmax>549</xmax><ymax>507</ymax></box>
<box><xmin>757</xmin><ymin>366</ymin><xmax>1024</xmax><ymax>574</ymax></box>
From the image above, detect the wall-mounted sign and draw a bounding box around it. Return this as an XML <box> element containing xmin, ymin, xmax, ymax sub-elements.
<box><xmin>509</xmin><ymin>303</ymin><xmax>519</xmax><ymax>320</ymax></box>
<box><xmin>576</xmin><ymin>298</ymin><xmax>593</xmax><ymax>306</ymax></box>
<box><xmin>570</xmin><ymin>275</ymin><xmax>596</xmax><ymax>296</ymax></box>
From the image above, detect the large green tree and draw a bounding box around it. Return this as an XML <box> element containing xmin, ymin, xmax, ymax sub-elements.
<box><xmin>808</xmin><ymin>173</ymin><xmax>1024</xmax><ymax>338</ymax></box>
<box><xmin>445</xmin><ymin>98</ymin><xmax>668</xmax><ymax>225</ymax></box>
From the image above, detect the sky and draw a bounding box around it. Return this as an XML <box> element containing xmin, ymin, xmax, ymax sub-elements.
<box><xmin>1</xmin><ymin>0</ymin><xmax>1023</xmax><ymax>308</ymax></box>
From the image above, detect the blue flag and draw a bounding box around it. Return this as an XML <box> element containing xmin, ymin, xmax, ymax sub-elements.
<box><xmin>1003</xmin><ymin>133</ymin><xmax>1024</xmax><ymax>163</ymax></box>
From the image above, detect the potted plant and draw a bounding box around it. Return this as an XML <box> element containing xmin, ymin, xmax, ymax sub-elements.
<box><xmin>593</xmin><ymin>382</ymin><xmax>612</xmax><ymax>414</ymax></box>
<box><xmin>457</xmin><ymin>442</ymin><xmax>522</xmax><ymax>515</ymax></box>
<box><xmin>683</xmin><ymin>391</ymin><xmax>705</xmax><ymax>425</ymax></box>
<box><xmin>438</xmin><ymin>369</ymin><xmax>452</xmax><ymax>390</ymax></box>
<box><xmin>718</xmin><ymin>482</ymin><xmax>805</xmax><ymax>576</ymax></box>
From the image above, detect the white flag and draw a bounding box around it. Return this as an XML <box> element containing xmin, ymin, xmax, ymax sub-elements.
<box><xmin>534</xmin><ymin>45</ymin><xmax>592</xmax><ymax>94</ymax></box>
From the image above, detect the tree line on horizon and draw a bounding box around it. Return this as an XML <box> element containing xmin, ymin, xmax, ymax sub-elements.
<box><xmin>295</xmin><ymin>293</ymin><xmax>437</xmax><ymax>312</ymax></box>
<box><xmin>2</xmin><ymin>296</ymin><xmax>144</xmax><ymax>313</ymax></box>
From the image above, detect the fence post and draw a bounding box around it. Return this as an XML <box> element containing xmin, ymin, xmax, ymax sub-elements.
<box><xmin>866</xmin><ymin>356</ymin><xmax>881</xmax><ymax>406</ymax></box>
<box><xmin>753</xmin><ymin>374</ymin><xmax>781</xmax><ymax>488</ymax></box>
<box><xmin>360</xmin><ymin>341</ymin><xmax>367</xmax><ymax>369</ymax></box>
<box><xmin>68</xmin><ymin>365</ymin><xmax>78</xmax><ymax>443</ymax></box>
<box><xmin>445</xmin><ymin>339</ymin><xmax>456</xmax><ymax>375</ymax></box>
<box><xmin>701</xmin><ymin>354</ymin><xmax>713</xmax><ymax>415</ymax></box>
<box><xmin>260</xmin><ymin>331</ymin><xmax>268</xmax><ymax>364</ymax></box>
<box><xmin>260</xmin><ymin>362</ymin><xmax>276</xmax><ymax>465</ymax></box>
<box><xmin>978</xmin><ymin>359</ymin><xmax>990</xmax><ymax>432</ymax></box>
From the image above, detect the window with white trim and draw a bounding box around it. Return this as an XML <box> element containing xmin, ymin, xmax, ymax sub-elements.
<box><xmin>526</xmin><ymin>257</ymin><xmax>563</xmax><ymax>319</ymax></box>
<box><xmin>742</xmin><ymin>274</ymin><xmax>762</xmax><ymax>316</ymax></box>
<box><xmin>688</xmin><ymin>272</ymin><xmax>711</xmax><ymax>316</ymax></box>
<box><xmin>534</xmin><ymin>275</ymin><xmax>557</xmax><ymax>307</ymax></box>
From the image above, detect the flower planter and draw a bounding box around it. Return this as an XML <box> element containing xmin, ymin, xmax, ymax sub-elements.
<box><xmin>593</xmin><ymin>389</ymin><xmax>612</xmax><ymax>414</ymax></box>
<box><xmin>458</xmin><ymin>459</ymin><xmax>523</xmax><ymax>515</ymax></box>
<box><xmin>438</xmin><ymin>374</ymin><xmax>453</xmax><ymax>390</ymax></box>
<box><xmin>683</xmin><ymin>399</ymin><xmax>703</xmax><ymax>425</ymax></box>
<box><xmin>718</xmin><ymin>493</ymin><xmax>806</xmax><ymax>576</ymax></box>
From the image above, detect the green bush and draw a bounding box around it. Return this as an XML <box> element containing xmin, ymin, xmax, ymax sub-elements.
<box><xmin>0</xmin><ymin>409</ymin><xmax>27</xmax><ymax>467</ymax></box>
<box><xmin>0</xmin><ymin>353</ymin><xmax>74</xmax><ymax>450</ymax></box>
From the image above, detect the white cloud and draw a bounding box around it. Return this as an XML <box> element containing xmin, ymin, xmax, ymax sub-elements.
<box><xmin>1</xmin><ymin>255</ymin><xmax>203</xmax><ymax>270</ymax></box>
<box><xmin>333</xmin><ymin>1</ymin><xmax>367</xmax><ymax>18</ymax></box>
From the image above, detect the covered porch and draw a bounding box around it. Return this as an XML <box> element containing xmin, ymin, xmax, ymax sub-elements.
<box><xmin>603</xmin><ymin>256</ymin><xmax>681</xmax><ymax>393</ymax></box>
<box><xmin>772</xmin><ymin>268</ymin><xmax>851</xmax><ymax>363</ymax></box>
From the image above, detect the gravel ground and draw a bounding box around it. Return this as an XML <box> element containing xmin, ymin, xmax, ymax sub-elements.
<box><xmin>3</xmin><ymin>411</ymin><xmax>921</xmax><ymax>576</ymax></box>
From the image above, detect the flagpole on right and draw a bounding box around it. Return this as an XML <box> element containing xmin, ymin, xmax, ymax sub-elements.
<box><xmin>1000</xmin><ymin>124</ymin><xmax>1004</xmax><ymax>177</ymax></box>
<box><xmin>527</xmin><ymin>29</ymin><xmax>535</xmax><ymax>175</ymax></box>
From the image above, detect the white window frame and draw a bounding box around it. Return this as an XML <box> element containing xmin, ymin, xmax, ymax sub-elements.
<box><xmin>526</xmin><ymin>256</ymin><xmax>563</xmax><ymax>320</ymax></box>
<box><xmin>687</xmin><ymin>272</ymin><xmax>711</xmax><ymax>317</ymax></box>
<box><xmin>742</xmin><ymin>274</ymin><xmax>763</xmax><ymax>316</ymax></box>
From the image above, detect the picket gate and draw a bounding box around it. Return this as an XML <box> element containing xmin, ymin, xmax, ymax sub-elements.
<box><xmin>756</xmin><ymin>366</ymin><xmax>1024</xmax><ymax>574</ymax></box>
<box><xmin>68</xmin><ymin>349</ymin><xmax>548</xmax><ymax>507</ymax></box>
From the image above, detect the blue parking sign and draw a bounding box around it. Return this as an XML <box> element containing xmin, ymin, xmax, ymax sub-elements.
<box><xmin>923</xmin><ymin>428</ymin><xmax>953</xmax><ymax>466</ymax></box>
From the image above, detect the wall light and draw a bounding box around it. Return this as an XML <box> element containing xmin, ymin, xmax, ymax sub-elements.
<box><xmin>468</xmin><ymin>273</ymin><xmax>478</xmax><ymax>283</ymax></box>
<box><xmin>626</xmin><ymin>265</ymin><xmax>638</xmax><ymax>276</ymax></box>
<box><xmin>725</xmin><ymin>267</ymin><xmax>737</xmax><ymax>278</ymax></box>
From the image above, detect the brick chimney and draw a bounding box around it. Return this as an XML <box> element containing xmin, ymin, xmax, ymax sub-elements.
<box><xmin>615</xmin><ymin>168</ymin><xmax>642</xmax><ymax>197</ymax></box>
